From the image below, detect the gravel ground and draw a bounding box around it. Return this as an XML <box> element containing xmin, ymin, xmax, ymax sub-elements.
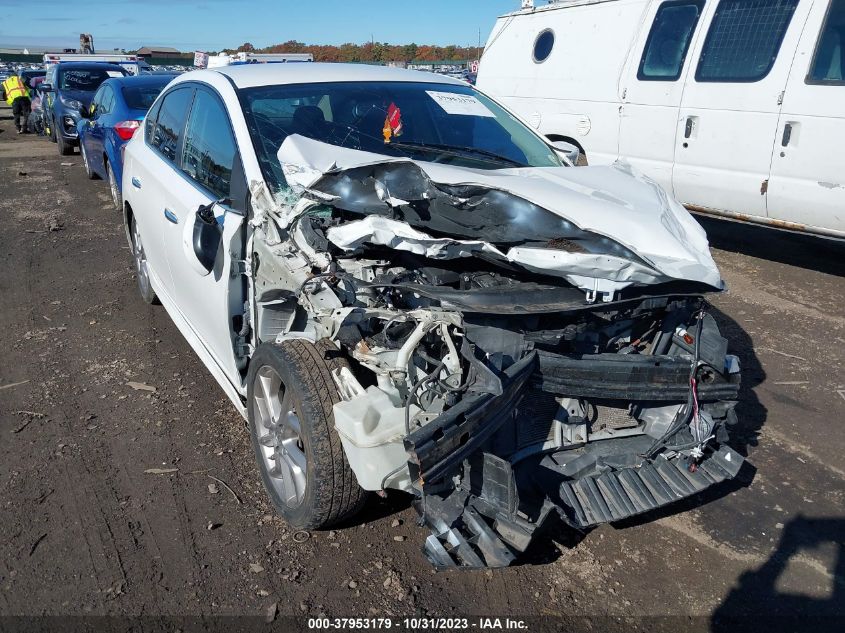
<box><xmin>1</xmin><ymin>109</ymin><xmax>843</xmax><ymax>633</ymax></box>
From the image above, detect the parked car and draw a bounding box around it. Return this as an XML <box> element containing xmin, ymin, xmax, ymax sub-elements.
<box><xmin>122</xmin><ymin>63</ymin><xmax>745</xmax><ymax>568</ymax></box>
<box><xmin>40</xmin><ymin>62</ymin><xmax>128</xmax><ymax>155</ymax></box>
<box><xmin>78</xmin><ymin>73</ymin><xmax>176</xmax><ymax>210</ymax></box>
<box><xmin>19</xmin><ymin>68</ymin><xmax>46</xmax><ymax>92</ymax></box>
<box><xmin>478</xmin><ymin>0</ymin><xmax>845</xmax><ymax>238</ymax></box>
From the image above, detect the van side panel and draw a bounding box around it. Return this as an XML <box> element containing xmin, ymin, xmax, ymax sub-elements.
<box><xmin>477</xmin><ymin>0</ymin><xmax>650</xmax><ymax>165</ymax></box>
<box><xmin>618</xmin><ymin>0</ymin><xmax>708</xmax><ymax>194</ymax></box>
<box><xmin>671</xmin><ymin>0</ymin><xmax>812</xmax><ymax>220</ymax></box>
<box><xmin>767</xmin><ymin>0</ymin><xmax>845</xmax><ymax>234</ymax></box>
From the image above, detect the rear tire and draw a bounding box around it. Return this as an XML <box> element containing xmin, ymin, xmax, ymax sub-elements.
<box><xmin>80</xmin><ymin>142</ymin><xmax>98</xmax><ymax>179</ymax></box>
<box><xmin>247</xmin><ymin>339</ymin><xmax>368</xmax><ymax>530</ymax></box>
<box><xmin>130</xmin><ymin>215</ymin><xmax>158</xmax><ymax>305</ymax></box>
<box><xmin>106</xmin><ymin>159</ymin><xmax>121</xmax><ymax>211</ymax></box>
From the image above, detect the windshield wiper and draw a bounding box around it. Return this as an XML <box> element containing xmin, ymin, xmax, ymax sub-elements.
<box><xmin>387</xmin><ymin>141</ymin><xmax>526</xmax><ymax>168</ymax></box>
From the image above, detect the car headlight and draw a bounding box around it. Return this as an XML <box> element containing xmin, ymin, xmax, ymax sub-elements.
<box><xmin>59</xmin><ymin>96</ymin><xmax>84</xmax><ymax>111</ymax></box>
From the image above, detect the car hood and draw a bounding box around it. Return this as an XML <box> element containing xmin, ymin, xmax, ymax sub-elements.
<box><xmin>275</xmin><ymin>135</ymin><xmax>723</xmax><ymax>296</ymax></box>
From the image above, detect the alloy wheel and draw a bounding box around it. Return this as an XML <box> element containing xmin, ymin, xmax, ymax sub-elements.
<box><xmin>132</xmin><ymin>220</ymin><xmax>151</xmax><ymax>298</ymax></box>
<box><xmin>107</xmin><ymin>163</ymin><xmax>120</xmax><ymax>211</ymax></box>
<box><xmin>252</xmin><ymin>366</ymin><xmax>307</xmax><ymax>507</ymax></box>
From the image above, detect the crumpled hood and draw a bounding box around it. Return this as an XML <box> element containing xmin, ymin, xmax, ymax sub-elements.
<box><xmin>276</xmin><ymin>135</ymin><xmax>723</xmax><ymax>295</ymax></box>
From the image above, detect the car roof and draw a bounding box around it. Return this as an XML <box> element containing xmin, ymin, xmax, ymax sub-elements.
<box><xmin>105</xmin><ymin>74</ymin><xmax>177</xmax><ymax>88</ymax></box>
<box><xmin>207</xmin><ymin>62</ymin><xmax>467</xmax><ymax>89</ymax></box>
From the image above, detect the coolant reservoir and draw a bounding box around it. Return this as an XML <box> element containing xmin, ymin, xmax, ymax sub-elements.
<box><xmin>333</xmin><ymin>386</ymin><xmax>418</xmax><ymax>491</ymax></box>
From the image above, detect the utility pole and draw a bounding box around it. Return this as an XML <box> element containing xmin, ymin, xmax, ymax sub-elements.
<box><xmin>477</xmin><ymin>27</ymin><xmax>481</xmax><ymax>61</ymax></box>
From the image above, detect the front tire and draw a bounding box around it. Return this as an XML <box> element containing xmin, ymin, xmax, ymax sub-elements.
<box><xmin>57</xmin><ymin>132</ymin><xmax>73</xmax><ymax>156</ymax></box>
<box><xmin>130</xmin><ymin>215</ymin><xmax>158</xmax><ymax>305</ymax></box>
<box><xmin>247</xmin><ymin>339</ymin><xmax>367</xmax><ymax>530</ymax></box>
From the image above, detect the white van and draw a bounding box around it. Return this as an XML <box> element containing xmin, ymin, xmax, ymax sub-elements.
<box><xmin>477</xmin><ymin>0</ymin><xmax>845</xmax><ymax>238</ymax></box>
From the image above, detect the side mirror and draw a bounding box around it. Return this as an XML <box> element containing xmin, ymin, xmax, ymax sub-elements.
<box><xmin>191</xmin><ymin>200</ymin><xmax>228</xmax><ymax>273</ymax></box>
<box><xmin>39</xmin><ymin>83</ymin><xmax>53</xmax><ymax>93</ymax></box>
<box><xmin>80</xmin><ymin>104</ymin><xmax>93</xmax><ymax>118</ymax></box>
<box><xmin>551</xmin><ymin>140</ymin><xmax>581</xmax><ymax>166</ymax></box>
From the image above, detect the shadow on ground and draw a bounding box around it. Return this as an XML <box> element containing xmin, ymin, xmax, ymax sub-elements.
<box><xmin>712</xmin><ymin>515</ymin><xmax>845</xmax><ymax>633</ymax></box>
<box><xmin>697</xmin><ymin>215</ymin><xmax>845</xmax><ymax>277</ymax></box>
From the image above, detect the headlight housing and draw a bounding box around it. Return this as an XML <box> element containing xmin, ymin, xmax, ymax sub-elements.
<box><xmin>59</xmin><ymin>95</ymin><xmax>84</xmax><ymax>112</ymax></box>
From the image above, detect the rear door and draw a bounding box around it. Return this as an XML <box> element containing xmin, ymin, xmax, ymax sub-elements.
<box><xmin>618</xmin><ymin>0</ymin><xmax>707</xmax><ymax>192</ymax></box>
<box><xmin>128</xmin><ymin>85</ymin><xmax>194</xmax><ymax>300</ymax></box>
<box><xmin>160</xmin><ymin>86</ymin><xmax>247</xmax><ymax>386</ymax></box>
<box><xmin>767</xmin><ymin>0</ymin><xmax>845</xmax><ymax>233</ymax></box>
<box><xmin>672</xmin><ymin>0</ymin><xmax>810</xmax><ymax>218</ymax></box>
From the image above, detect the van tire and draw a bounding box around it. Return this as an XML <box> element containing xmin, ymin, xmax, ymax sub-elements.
<box><xmin>247</xmin><ymin>339</ymin><xmax>368</xmax><ymax>530</ymax></box>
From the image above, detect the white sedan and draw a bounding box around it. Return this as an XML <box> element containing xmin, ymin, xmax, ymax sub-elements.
<box><xmin>122</xmin><ymin>63</ymin><xmax>744</xmax><ymax>568</ymax></box>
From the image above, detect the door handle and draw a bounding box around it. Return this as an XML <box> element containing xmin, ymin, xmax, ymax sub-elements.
<box><xmin>781</xmin><ymin>123</ymin><xmax>792</xmax><ymax>147</ymax></box>
<box><xmin>684</xmin><ymin>117</ymin><xmax>695</xmax><ymax>139</ymax></box>
<box><xmin>163</xmin><ymin>209</ymin><xmax>178</xmax><ymax>224</ymax></box>
<box><xmin>131</xmin><ymin>177</ymin><xmax>142</xmax><ymax>189</ymax></box>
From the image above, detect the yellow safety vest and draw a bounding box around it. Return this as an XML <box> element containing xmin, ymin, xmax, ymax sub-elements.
<box><xmin>3</xmin><ymin>76</ymin><xmax>28</xmax><ymax>105</ymax></box>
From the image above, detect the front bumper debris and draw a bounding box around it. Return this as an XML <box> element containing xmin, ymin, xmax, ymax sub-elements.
<box><xmin>418</xmin><ymin>444</ymin><xmax>744</xmax><ymax>568</ymax></box>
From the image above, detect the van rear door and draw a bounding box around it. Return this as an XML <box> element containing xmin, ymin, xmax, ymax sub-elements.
<box><xmin>766</xmin><ymin>0</ymin><xmax>845</xmax><ymax>235</ymax></box>
<box><xmin>671</xmin><ymin>0</ymin><xmax>811</xmax><ymax>219</ymax></box>
<box><xmin>619</xmin><ymin>0</ymin><xmax>707</xmax><ymax>193</ymax></box>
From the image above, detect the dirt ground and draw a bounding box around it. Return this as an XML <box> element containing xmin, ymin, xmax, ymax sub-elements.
<box><xmin>1</xmin><ymin>107</ymin><xmax>843</xmax><ymax>633</ymax></box>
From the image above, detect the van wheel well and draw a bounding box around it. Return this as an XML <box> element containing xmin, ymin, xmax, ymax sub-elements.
<box><xmin>546</xmin><ymin>135</ymin><xmax>588</xmax><ymax>166</ymax></box>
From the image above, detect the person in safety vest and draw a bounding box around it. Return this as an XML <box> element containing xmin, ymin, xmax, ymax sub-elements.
<box><xmin>2</xmin><ymin>74</ymin><xmax>32</xmax><ymax>134</ymax></box>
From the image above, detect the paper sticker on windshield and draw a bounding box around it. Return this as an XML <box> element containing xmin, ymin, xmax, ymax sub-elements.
<box><xmin>426</xmin><ymin>91</ymin><xmax>495</xmax><ymax>117</ymax></box>
<box><xmin>106</xmin><ymin>71</ymin><xmax>124</xmax><ymax>78</ymax></box>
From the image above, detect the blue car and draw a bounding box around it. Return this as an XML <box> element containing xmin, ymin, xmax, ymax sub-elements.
<box><xmin>78</xmin><ymin>73</ymin><xmax>176</xmax><ymax>210</ymax></box>
<box><xmin>41</xmin><ymin>62</ymin><xmax>129</xmax><ymax>156</ymax></box>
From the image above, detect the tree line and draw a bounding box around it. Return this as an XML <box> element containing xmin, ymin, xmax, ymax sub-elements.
<box><xmin>225</xmin><ymin>40</ymin><xmax>480</xmax><ymax>63</ymax></box>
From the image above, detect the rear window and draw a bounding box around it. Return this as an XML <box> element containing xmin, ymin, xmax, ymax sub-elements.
<box><xmin>639</xmin><ymin>0</ymin><xmax>705</xmax><ymax>80</ymax></box>
<box><xmin>807</xmin><ymin>0</ymin><xmax>845</xmax><ymax>83</ymax></box>
<box><xmin>59</xmin><ymin>68</ymin><xmax>124</xmax><ymax>91</ymax></box>
<box><xmin>150</xmin><ymin>87</ymin><xmax>193</xmax><ymax>163</ymax></box>
<box><xmin>695</xmin><ymin>0</ymin><xmax>799</xmax><ymax>82</ymax></box>
<box><xmin>122</xmin><ymin>84</ymin><xmax>168</xmax><ymax>110</ymax></box>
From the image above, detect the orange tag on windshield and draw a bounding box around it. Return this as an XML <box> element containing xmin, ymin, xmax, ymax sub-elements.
<box><xmin>383</xmin><ymin>102</ymin><xmax>403</xmax><ymax>143</ymax></box>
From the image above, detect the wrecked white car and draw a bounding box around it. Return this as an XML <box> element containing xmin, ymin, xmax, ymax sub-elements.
<box><xmin>122</xmin><ymin>64</ymin><xmax>744</xmax><ymax>568</ymax></box>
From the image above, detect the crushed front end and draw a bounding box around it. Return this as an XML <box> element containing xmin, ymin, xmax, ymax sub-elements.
<box><xmin>248</xmin><ymin>135</ymin><xmax>746</xmax><ymax>568</ymax></box>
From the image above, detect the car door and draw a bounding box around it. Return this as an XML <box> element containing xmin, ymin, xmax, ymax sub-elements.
<box><xmin>129</xmin><ymin>86</ymin><xmax>195</xmax><ymax>301</ymax></box>
<box><xmin>160</xmin><ymin>86</ymin><xmax>248</xmax><ymax>386</ymax></box>
<box><xmin>85</xmin><ymin>84</ymin><xmax>113</xmax><ymax>174</ymax></box>
<box><xmin>672</xmin><ymin>0</ymin><xmax>812</xmax><ymax>218</ymax></box>
<box><xmin>618</xmin><ymin>0</ymin><xmax>707</xmax><ymax>192</ymax></box>
<box><xmin>767</xmin><ymin>0</ymin><xmax>845</xmax><ymax>234</ymax></box>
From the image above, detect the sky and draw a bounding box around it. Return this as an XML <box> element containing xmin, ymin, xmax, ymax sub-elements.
<box><xmin>0</xmin><ymin>0</ymin><xmax>521</xmax><ymax>52</ymax></box>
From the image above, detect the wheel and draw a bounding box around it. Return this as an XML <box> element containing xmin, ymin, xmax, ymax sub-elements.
<box><xmin>106</xmin><ymin>159</ymin><xmax>121</xmax><ymax>211</ymax></box>
<box><xmin>247</xmin><ymin>339</ymin><xmax>368</xmax><ymax>529</ymax></box>
<box><xmin>130</xmin><ymin>215</ymin><xmax>158</xmax><ymax>305</ymax></box>
<box><xmin>48</xmin><ymin>116</ymin><xmax>57</xmax><ymax>143</ymax></box>
<box><xmin>80</xmin><ymin>142</ymin><xmax>98</xmax><ymax>179</ymax></box>
<box><xmin>57</xmin><ymin>131</ymin><xmax>73</xmax><ymax>156</ymax></box>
